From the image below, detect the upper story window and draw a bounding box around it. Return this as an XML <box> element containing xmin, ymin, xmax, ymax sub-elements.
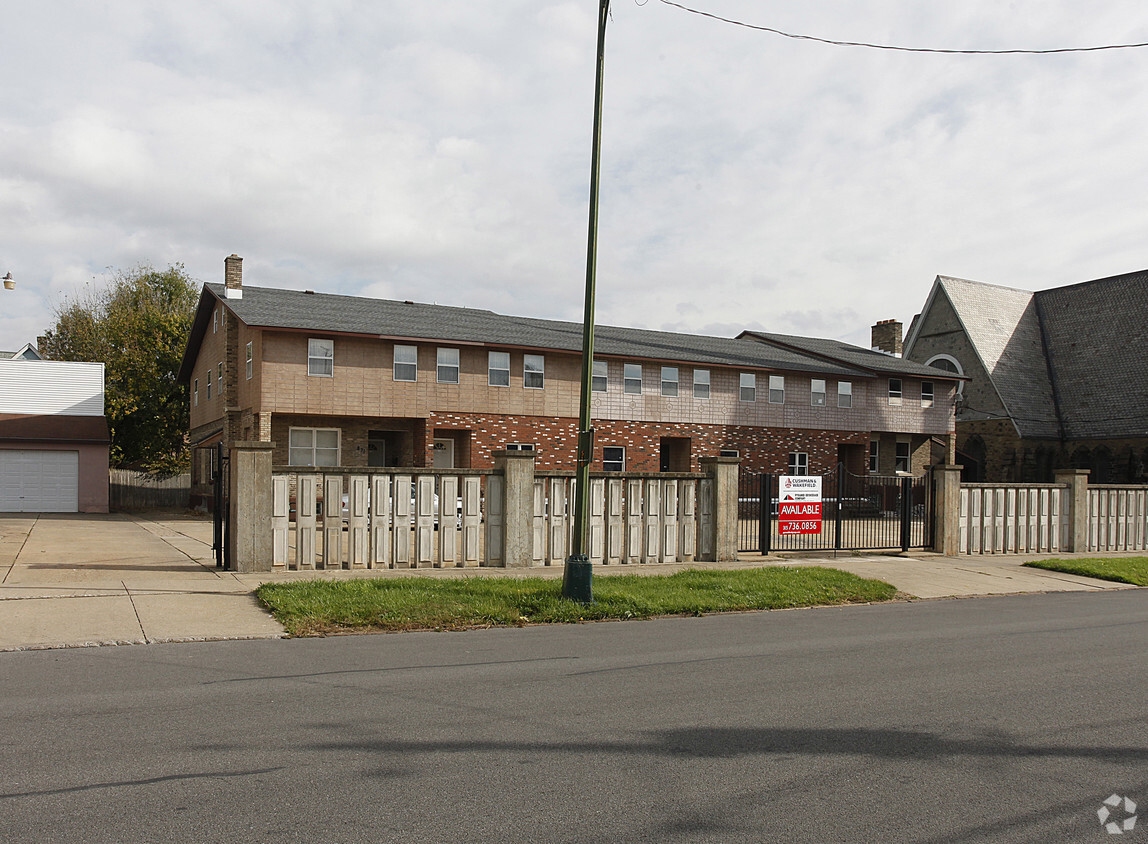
<box><xmin>245</xmin><ymin>342</ymin><xmax>253</xmax><ymax>380</ymax></box>
<box><xmin>592</xmin><ymin>360</ymin><xmax>608</xmax><ymax>392</ymax></box>
<box><xmin>788</xmin><ymin>452</ymin><xmax>809</xmax><ymax>476</ymax></box>
<box><xmin>289</xmin><ymin>427</ymin><xmax>340</xmax><ymax>467</ymax></box>
<box><xmin>838</xmin><ymin>381</ymin><xmax>853</xmax><ymax>408</ymax></box>
<box><xmin>720</xmin><ymin>448</ymin><xmax>739</xmax><ymax>458</ymax></box>
<box><xmin>921</xmin><ymin>381</ymin><xmax>934</xmax><ymax>408</ymax></box>
<box><xmin>213</xmin><ymin>308</ymin><xmax>218</xmax><ymax>334</ymax></box>
<box><xmin>488</xmin><ymin>351</ymin><xmax>510</xmax><ymax>387</ymax></box>
<box><xmin>740</xmin><ymin>373</ymin><xmax>756</xmax><ymax>402</ymax></box>
<box><xmin>193</xmin><ymin>379</ymin><xmax>199</xmax><ymax>407</ymax></box>
<box><xmin>505</xmin><ymin>443</ymin><xmax>535</xmax><ymax>452</ymax></box>
<box><xmin>624</xmin><ymin>363</ymin><xmax>642</xmax><ymax>394</ymax></box>
<box><xmin>394</xmin><ymin>345</ymin><xmax>417</xmax><ymax>382</ymax></box>
<box><xmin>693</xmin><ymin>369</ymin><xmax>710</xmax><ymax>399</ymax></box>
<box><xmin>217</xmin><ymin>362</ymin><xmax>223</xmax><ymax>396</ymax></box>
<box><xmin>811</xmin><ymin>379</ymin><xmax>826</xmax><ymax>407</ymax></box>
<box><xmin>768</xmin><ymin>375</ymin><xmax>784</xmax><ymax>404</ymax></box>
<box><xmin>661</xmin><ymin>367</ymin><xmax>678</xmax><ymax>397</ymax></box>
<box><xmin>888</xmin><ymin>378</ymin><xmax>903</xmax><ymax>406</ymax></box>
<box><xmin>524</xmin><ymin>354</ymin><xmax>545</xmax><ymax>389</ymax></box>
<box><xmin>437</xmin><ymin>348</ymin><xmax>460</xmax><ymax>384</ymax></box>
<box><xmin>205</xmin><ymin>369</ymin><xmax>212</xmax><ymax>400</ymax></box>
<box><xmin>307</xmin><ymin>339</ymin><xmax>333</xmax><ymax>377</ymax></box>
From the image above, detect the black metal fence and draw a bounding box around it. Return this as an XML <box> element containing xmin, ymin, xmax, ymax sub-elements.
<box><xmin>738</xmin><ymin>464</ymin><xmax>933</xmax><ymax>553</ymax></box>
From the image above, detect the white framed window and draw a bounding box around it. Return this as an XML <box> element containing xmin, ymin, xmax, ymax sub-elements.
<box><xmin>921</xmin><ymin>381</ymin><xmax>934</xmax><ymax>408</ymax></box>
<box><xmin>437</xmin><ymin>347</ymin><xmax>460</xmax><ymax>384</ymax></box>
<box><xmin>661</xmin><ymin>366</ymin><xmax>678</xmax><ymax>397</ymax></box>
<box><xmin>524</xmin><ymin>354</ymin><xmax>545</xmax><ymax>389</ymax></box>
<box><xmin>307</xmin><ymin>339</ymin><xmax>333</xmax><ymax>377</ymax></box>
<box><xmin>896</xmin><ymin>440</ymin><xmax>911</xmax><ymax>473</ymax></box>
<box><xmin>245</xmin><ymin>342</ymin><xmax>253</xmax><ymax>380</ymax></box>
<box><xmin>838</xmin><ymin>381</ymin><xmax>853</xmax><ymax>408</ymax></box>
<box><xmin>924</xmin><ymin>353</ymin><xmax>965</xmax><ymax>397</ymax></box>
<box><xmin>768</xmin><ymin>375</ymin><xmax>784</xmax><ymax>404</ymax></box>
<box><xmin>888</xmin><ymin>378</ymin><xmax>903</xmax><ymax>406</ymax></box>
<box><xmin>193</xmin><ymin>379</ymin><xmax>199</xmax><ymax>407</ymax></box>
<box><xmin>289</xmin><ymin>427</ymin><xmax>340</xmax><ymax>467</ymax></box>
<box><xmin>205</xmin><ymin>370</ymin><xmax>212</xmax><ymax>400</ymax></box>
<box><xmin>505</xmin><ymin>443</ymin><xmax>535</xmax><ymax>452</ymax></box>
<box><xmin>811</xmin><ymin>379</ymin><xmax>826</xmax><ymax>407</ymax></box>
<box><xmin>788</xmin><ymin>452</ymin><xmax>809</xmax><ymax>476</ymax></box>
<box><xmin>624</xmin><ymin>363</ymin><xmax>642</xmax><ymax>394</ymax></box>
<box><xmin>488</xmin><ymin>351</ymin><xmax>510</xmax><ymax>387</ymax></box>
<box><xmin>394</xmin><ymin>344</ymin><xmax>417</xmax><ymax>382</ymax></box>
<box><xmin>217</xmin><ymin>362</ymin><xmax>223</xmax><ymax>396</ymax></box>
<box><xmin>693</xmin><ymin>369</ymin><xmax>710</xmax><ymax>399</ymax></box>
<box><xmin>213</xmin><ymin>308</ymin><xmax>218</xmax><ymax>334</ymax></box>
<box><xmin>869</xmin><ymin>439</ymin><xmax>879</xmax><ymax>473</ymax></box>
<box><xmin>719</xmin><ymin>448</ymin><xmax>739</xmax><ymax>458</ymax></box>
<box><xmin>592</xmin><ymin>360</ymin><xmax>608</xmax><ymax>392</ymax></box>
<box><xmin>602</xmin><ymin>446</ymin><xmax>625</xmax><ymax>472</ymax></box>
<box><xmin>740</xmin><ymin>373</ymin><xmax>756</xmax><ymax>402</ymax></box>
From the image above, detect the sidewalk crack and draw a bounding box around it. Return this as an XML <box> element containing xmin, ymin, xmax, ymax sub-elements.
<box><xmin>2</xmin><ymin>515</ymin><xmax>38</xmax><ymax>585</ymax></box>
<box><xmin>123</xmin><ymin>581</ymin><xmax>150</xmax><ymax>643</ymax></box>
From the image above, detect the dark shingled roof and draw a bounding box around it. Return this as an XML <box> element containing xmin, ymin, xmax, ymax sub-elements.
<box><xmin>1036</xmin><ymin>269</ymin><xmax>1148</xmax><ymax>439</ymax></box>
<box><xmin>184</xmin><ymin>283</ymin><xmax>894</xmax><ymax>379</ymax></box>
<box><xmin>739</xmin><ymin>330</ymin><xmax>964</xmax><ymax>380</ymax></box>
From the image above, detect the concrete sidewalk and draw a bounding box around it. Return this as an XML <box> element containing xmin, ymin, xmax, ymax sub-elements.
<box><xmin>0</xmin><ymin>512</ymin><xmax>1139</xmax><ymax>651</ymax></box>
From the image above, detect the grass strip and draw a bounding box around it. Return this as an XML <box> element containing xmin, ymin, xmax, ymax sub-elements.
<box><xmin>1022</xmin><ymin>556</ymin><xmax>1148</xmax><ymax>586</ymax></box>
<box><xmin>255</xmin><ymin>567</ymin><xmax>897</xmax><ymax>636</ymax></box>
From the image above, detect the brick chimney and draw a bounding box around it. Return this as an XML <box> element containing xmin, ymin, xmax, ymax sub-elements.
<box><xmin>871</xmin><ymin>319</ymin><xmax>902</xmax><ymax>357</ymax></box>
<box><xmin>224</xmin><ymin>254</ymin><xmax>243</xmax><ymax>300</ymax></box>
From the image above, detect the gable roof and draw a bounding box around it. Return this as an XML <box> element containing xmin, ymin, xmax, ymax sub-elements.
<box><xmin>907</xmin><ymin>270</ymin><xmax>1148</xmax><ymax>440</ymax></box>
<box><xmin>738</xmin><ymin>330</ymin><xmax>963</xmax><ymax>380</ymax></box>
<box><xmin>0</xmin><ymin>343</ymin><xmax>42</xmax><ymax>360</ymax></box>
<box><xmin>180</xmin><ymin>283</ymin><xmax>908</xmax><ymax>383</ymax></box>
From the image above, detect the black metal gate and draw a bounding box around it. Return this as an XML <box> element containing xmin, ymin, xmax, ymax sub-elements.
<box><xmin>210</xmin><ymin>442</ymin><xmax>231</xmax><ymax>569</ymax></box>
<box><xmin>738</xmin><ymin>463</ymin><xmax>933</xmax><ymax>553</ymax></box>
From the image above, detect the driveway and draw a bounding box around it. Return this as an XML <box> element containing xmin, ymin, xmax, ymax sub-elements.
<box><xmin>0</xmin><ymin>513</ymin><xmax>284</xmax><ymax>650</ymax></box>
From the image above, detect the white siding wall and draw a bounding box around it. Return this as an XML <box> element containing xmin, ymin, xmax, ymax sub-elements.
<box><xmin>0</xmin><ymin>360</ymin><xmax>105</xmax><ymax>415</ymax></box>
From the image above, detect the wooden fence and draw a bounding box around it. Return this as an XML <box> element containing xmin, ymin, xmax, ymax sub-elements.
<box><xmin>270</xmin><ymin>469</ymin><xmax>709</xmax><ymax>570</ymax></box>
<box><xmin>109</xmin><ymin>470</ymin><xmax>190</xmax><ymax>510</ymax></box>
<box><xmin>1089</xmin><ymin>486</ymin><xmax>1148</xmax><ymax>551</ymax></box>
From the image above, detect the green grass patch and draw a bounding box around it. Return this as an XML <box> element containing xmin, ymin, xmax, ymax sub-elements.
<box><xmin>255</xmin><ymin>567</ymin><xmax>898</xmax><ymax>636</ymax></box>
<box><xmin>1022</xmin><ymin>556</ymin><xmax>1148</xmax><ymax>586</ymax></box>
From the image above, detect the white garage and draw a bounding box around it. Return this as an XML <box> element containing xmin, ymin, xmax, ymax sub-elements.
<box><xmin>0</xmin><ymin>449</ymin><xmax>80</xmax><ymax>513</ymax></box>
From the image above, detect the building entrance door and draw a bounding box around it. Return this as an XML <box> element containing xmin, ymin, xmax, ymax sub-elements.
<box><xmin>433</xmin><ymin>438</ymin><xmax>455</xmax><ymax>469</ymax></box>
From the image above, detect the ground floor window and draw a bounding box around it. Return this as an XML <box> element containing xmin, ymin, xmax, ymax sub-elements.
<box><xmin>505</xmin><ymin>443</ymin><xmax>535</xmax><ymax>452</ymax></box>
<box><xmin>289</xmin><ymin>427</ymin><xmax>340</xmax><ymax>467</ymax></box>
<box><xmin>602</xmin><ymin>446</ymin><xmax>625</xmax><ymax>472</ymax></box>
<box><xmin>787</xmin><ymin>452</ymin><xmax>809</xmax><ymax>475</ymax></box>
<box><xmin>869</xmin><ymin>440</ymin><xmax>879</xmax><ymax>473</ymax></box>
<box><xmin>896</xmin><ymin>440</ymin><xmax>911</xmax><ymax>473</ymax></box>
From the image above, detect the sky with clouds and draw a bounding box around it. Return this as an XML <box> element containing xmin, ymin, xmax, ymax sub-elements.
<box><xmin>2</xmin><ymin>0</ymin><xmax>1146</xmax><ymax>353</ymax></box>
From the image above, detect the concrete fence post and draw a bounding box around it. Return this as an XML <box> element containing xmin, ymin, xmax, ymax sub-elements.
<box><xmin>699</xmin><ymin>457</ymin><xmax>739</xmax><ymax>561</ymax></box>
<box><xmin>228</xmin><ymin>441</ymin><xmax>275</xmax><ymax>573</ymax></box>
<box><xmin>931</xmin><ymin>464</ymin><xmax>963</xmax><ymax>556</ymax></box>
<box><xmin>1054</xmin><ymin>469</ymin><xmax>1090</xmax><ymax>552</ymax></box>
<box><xmin>493</xmin><ymin>450</ymin><xmax>536</xmax><ymax>567</ymax></box>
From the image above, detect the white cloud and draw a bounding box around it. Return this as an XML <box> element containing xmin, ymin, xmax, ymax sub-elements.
<box><xmin>2</xmin><ymin>0</ymin><xmax>1147</xmax><ymax>352</ymax></box>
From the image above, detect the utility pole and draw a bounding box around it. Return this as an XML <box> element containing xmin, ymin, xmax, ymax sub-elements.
<box><xmin>563</xmin><ymin>0</ymin><xmax>611</xmax><ymax>603</ymax></box>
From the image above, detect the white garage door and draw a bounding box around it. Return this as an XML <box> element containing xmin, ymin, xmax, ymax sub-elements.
<box><xmin>0</xmin><ymin>450</ymin><xmax>79</xmax><ymax>512</ymax></box>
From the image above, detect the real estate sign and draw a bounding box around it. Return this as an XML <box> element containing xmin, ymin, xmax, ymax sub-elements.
<box><xmin>778</xmin><ymin>475</ymin><xmax>822</xmax><ymax>535</ymax></box>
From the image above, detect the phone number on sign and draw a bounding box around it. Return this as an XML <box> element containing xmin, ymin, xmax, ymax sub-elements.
<box><xmin>780</xmin><ymin>521</ymin><xmax>822</xmax><ymax>534</ymax></box>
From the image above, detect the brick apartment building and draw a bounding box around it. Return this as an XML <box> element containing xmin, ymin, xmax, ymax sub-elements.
<box><xmin>178</xmin><ymin>256</ymin><xmax>959</xmax><ymax>499</ymax></box>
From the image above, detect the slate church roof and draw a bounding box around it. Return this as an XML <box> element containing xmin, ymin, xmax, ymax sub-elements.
<box><xmin>905</xmin><ymin>269</ymin><xmax>1148</xmax><ymax>440</ymax></box>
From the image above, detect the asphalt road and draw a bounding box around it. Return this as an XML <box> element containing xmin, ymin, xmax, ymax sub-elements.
<box><xmin>2</xmin><ymin>590</ymin><xmax>1146</xmax><ymax>843</ymax></box>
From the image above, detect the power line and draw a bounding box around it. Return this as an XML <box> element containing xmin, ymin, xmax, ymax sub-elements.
<box><xmin>653</xmin><ymin>0</ymin><xmax>1148</xmax><ymax>55</ymax></box>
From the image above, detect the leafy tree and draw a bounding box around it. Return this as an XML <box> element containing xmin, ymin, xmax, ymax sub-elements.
<box><xmin>40</xmin><ymin>264</ymin><xmax>199</xmax><ymax>475</ymax></box>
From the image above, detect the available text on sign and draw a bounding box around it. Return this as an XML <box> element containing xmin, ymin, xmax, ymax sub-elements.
<box><xmin>779</xmin><ymin>475</ymin><xmax>822</xmax><ymax>535</ymax></box>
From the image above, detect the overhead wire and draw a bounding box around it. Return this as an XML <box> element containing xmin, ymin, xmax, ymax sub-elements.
<box><xmin>652</xmin><ymin>0</ymin><xmax>1148</xmax><ymax>55</ymax></box>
